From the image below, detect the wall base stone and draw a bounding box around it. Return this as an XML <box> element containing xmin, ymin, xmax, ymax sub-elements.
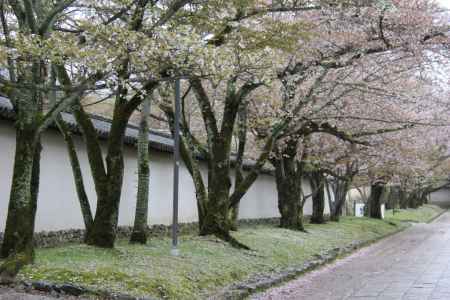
<box><xmin>0</xmin><ymin>218</ymin><xmax>283</xmax><ymax>249</ymax></box>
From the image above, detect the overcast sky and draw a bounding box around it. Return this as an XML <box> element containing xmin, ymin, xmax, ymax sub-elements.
<box><xmin>438</xmin><ymin>0</ymin><xmax>450</xmax><ymax>8</ymax></box>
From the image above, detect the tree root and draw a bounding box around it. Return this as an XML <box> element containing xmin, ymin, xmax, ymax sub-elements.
<box><xmin>279</xmin><ymin>224</ymin><xmax>307</xmax><ymax>232</ymax></box>
<box><xmin>215</xmin><ymin>231</ymin><xmax>251</xmax><ymax>250</ymax></box>
<box><xmin>0</xmin><ymin>253</ymin><xmax>32</xmax><ymax>284</ymax></box>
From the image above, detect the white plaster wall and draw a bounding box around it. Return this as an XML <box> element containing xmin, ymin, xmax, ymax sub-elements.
<box><xmin>0</xmin><ymin>120</ymin><xmax>16</xmax><ymax>230</ymax></box>
<box><xmin>347</xmin><ymin>187</ymin><xmax>370</xmax><ymax>203</ymax></box>
<box><xmin>430</xmin><ymin>188</ymin><xmax>450</xmax><ymax>208</ymax></box>
<box><xmin>0</xmin><ymin>119</ymin><xmax>329</xmax><ymax>232</ymax></box>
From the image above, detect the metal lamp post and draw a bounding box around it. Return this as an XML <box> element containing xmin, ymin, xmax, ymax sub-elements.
<box><xmin>171</xmin><ymin>78</ymin><xmax>181</xmax><ymax>256</ymax></box>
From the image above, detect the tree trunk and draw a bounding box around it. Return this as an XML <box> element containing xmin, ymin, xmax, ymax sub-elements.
<box><xmin>0</xmin><ymin>129</ymin><xmax>40</xmax><ymax>282</ymax></box>
<box><xmin>50</xmin><ymin>66</ymin><xmax>93</xmax><ymax>236</ymax></box>
<box><xmin>57</xmin><ymin>119</ymin><xmax>93</xmax><ymax>235</ymax></box>
<box><xmin>330</xmin><ymin>178</ymin><xmax>351</xmax><ymax>222</ymax></box>
<box><xmin>161</xmin><ymin>105</ymin><xmax>209</xmax><ymax>232</ymax></box>
<box><xmin>200</xmin><ymin>175</ymin><xmax>249</xmax><ymax>249</ymax></box>
<box><xmin>399</xmin><ymin>188</ymin><xmax>408</xmax><ymax>209</ymax></box>
<box><xmin>309</xmin><ymin>170</ymin><xmax>326</xmax><ymax>224</ymax></box>
<box><xmin>386</xmin><ymin>185</ymin><xmax>400</xmax><ymax>210</ymax></box>
<box><xmin>368</xmin><ymin>181</ymin><xmax>386</xmax><ymax>219</ymax></box>
<box><xmin>271</xmin><ymin>141</ymin><xmax>305</xmax><ymax>231</ymax></box>
<box><xmin>407</xmin><ymin>191</ymin><xmax>420</xmax><ymax>209</ymax></box>
<box><xmin>200</xmin><ymin>154</ymin><xmax>232</xmax><ymax>236</ymax></box>
<box><xmin>84</xmin><ymin>109</ymin><xmax>128</xmax><ymax>248</ymax></box>
<box><xmin>276</xmin><ymin>178</ymin><xmax>304</xmax><ymax>230</ymax></box>
<box><xmin>130</xmin><ymin>98</ymin><xmax>151</xmax><ymax>244</ymax></box>
<box><xmin>229</xmin><ymin>102</ymin><xmax>247</xmax><ymax>231</ymax></box>
<box><xmin>197</xmin><ymin>141</ymin><xmax>250</xmax><ymax>249</ymax></box>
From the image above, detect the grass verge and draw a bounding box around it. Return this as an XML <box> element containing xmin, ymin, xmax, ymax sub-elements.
<box><xmin>3</xmin><ymin>205</ymin><xmax>442</xmax><ymax>299</ymax></box>
<box><xmin>385</xmin><ymin>204</ymin><xmax>445</xmax><ymax>223</ymax></box>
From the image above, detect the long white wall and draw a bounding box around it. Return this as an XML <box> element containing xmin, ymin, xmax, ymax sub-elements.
<box><xmin>0</xmin><ymin>120</ymin><xmax>329</xmax><ymax>232</ymax></box>
<box><xmin>430</xmin><ymin>188</ymin><xmax>450</xmax><ymax>208</ymax></box>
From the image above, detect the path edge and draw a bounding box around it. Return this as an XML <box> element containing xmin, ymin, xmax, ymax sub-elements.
<box><xmin>210</xmin><ymin>222</ymin><xmax>411</xmax><ymax>300</ymax></box>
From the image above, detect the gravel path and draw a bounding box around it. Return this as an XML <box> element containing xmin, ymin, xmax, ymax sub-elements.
<box><xmin>252</xmin><ymin>212</ymin><xmax>450</xmax><ymax>300</ymax></box>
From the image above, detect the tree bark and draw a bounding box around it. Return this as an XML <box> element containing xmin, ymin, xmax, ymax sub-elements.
<box><xmin>200</xmin><ymin>147</ymin><xmax>232</xmax><ymax>235</ymax></box>
<box><xmin>85</xmin><ymin>113</ymin><xmax>128</xmax><ymax>248</ymax></box>
<box><xmin>407</xmin><ymin>191</ymin><xmax>420</xmax><ymax>209</ymax></box>
<box><xmin>0</xmin><ymin>129</ymin><xmax>40</xmax><ymax>282</ymax></box>
<box><xmin>368</xmin><ymin>181</ymin><xmax>386</xmax><ymax>219</ymax></box>
<box><xmin>399</xmin><ymin>188</ymin><xmax>408</xmax><ymax>209</ymax></box>
<box><xmin>199</xmin><ymin>156</ymin><xmax>250</xmax><ymax>249</ymax></box>
<box><xmin>330</xmin><ymin>177</ymin><xmax>351</xmax><ymax>222</ymax></box>
<box><xmin>309</xmin><ymin>170</ymin><xmax>326</xmax><ymax>224</ymax></box>
<box><xmin>130</xmin><ymin>98</ymin><xmax>151</xmax><ymax>244</ymax></box>
<box><xmin>57</xmin><ymin>119</ymin><xmax>93</xmax><ymax>235</ymax></box>
<box><xmin>271</xmin><ymin>140</ymin><xmax>305</xmax><ymax>231</ymax></box>
<box><xmin>229</xmin><ymin>101</ymin><xmax>248</xmax><ymax>231</ymax></box>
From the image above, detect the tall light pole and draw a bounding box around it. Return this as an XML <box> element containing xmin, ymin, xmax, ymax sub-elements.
<box><xmin>171</xmin><ymin>78</ymin><xmax>181</xmax><ymax>256</ymax></box>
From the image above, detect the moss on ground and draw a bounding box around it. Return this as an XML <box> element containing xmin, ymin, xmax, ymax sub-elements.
<box><xmin>385</xmin><ymin>204</ymin><xmax>444</xmax><ymax>223</ymax></box>
<box><xmin>7</xmin><ymin>205</ymin><xmax>442</xmax><ymax>299</ymax></box>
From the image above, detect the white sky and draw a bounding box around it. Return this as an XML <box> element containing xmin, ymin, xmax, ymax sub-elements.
<box><xmin>438</xmin><ymin>0</ymin><xmax>450</xmax><ymax>8</ymax></box>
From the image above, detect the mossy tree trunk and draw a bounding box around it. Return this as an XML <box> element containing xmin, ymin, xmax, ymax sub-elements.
<box><xmin>330</xmin><ymin>173</ymin><xmax>353</xmax><ymax>222</ymax></box>
<box><xmin>130</xmin><ymin>97</ymin><xmax>151</xmax><ymax>244</ymax></box>
<box><xmin>229</xmin><ymin>101</ymin><xmax>248</xmax><ymax>231</ymax></box>
<box><xmin>1</xmin><ymin>0</ymin><xmax>101</xmax><ymax>280</ymax></box>
<box><xmin>368</xmin><ymin>181</ymin><xmax>387</xmax><ymax>219</ymax></box>
<box><xmin>407</xmin><ymin>190</ymin><xmax>421</xmax><ymax>209</ymax></box>
<box><xmin>0</xmin><ymin>129</ymin><xmax>39</xmax><ymax>279</ymax></box>
<box><xmin>50</xmin><ymin>67</ymin><xmax>94</xmax><ymax>236</ymax></box>
<box><xmin>65</xmin><ymin>82</ymin><xmax>156</xmax><ymax>248</ymax></box>
<box><xmin>160</xmin><ymin>78</ymin><xmax>274</xmax><ymax>249</ymax></box>
<box><xmin>0</xmin><ymin>83</ymin><xmax>44</xmax><ymax>280</ymax></box>
<box><xmin>84</xmin><ymin>104</ymin><xmax>130</xmax><ymax>248</ymax></box>
<box><xmin>55</xmin><ymin>1</ymin><xmax>156</xmax><ymax>248</ymax></box>
<box><xmin>1</xmin><ymin>35</ymin><xmax>46</xmax><ymax>282</ymax></box>
<box><xmin>58</xmin><ymin>120</ymin><xmax>94</xmax><ymax>235</ymax></box>
<box><xmin>309</xmin><ymin>170</ymin><xmax>326</xmax><ymax>224</ymax></box>
<box><xmin>399</xmin><ymin>188</ymin><xmax>409</xmax><ymax>209</ymax></box>
<box><xmin>270</xmin><ymin>139</ymin><xmax>305</xmax><ymax>231</ymax></box>
<box><xmin>328</xmin><ymin>161</ymin><xmax>359</xmax><ymax>222</ymax></box>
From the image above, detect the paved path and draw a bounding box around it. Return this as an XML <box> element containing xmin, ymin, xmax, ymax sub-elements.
<box><xmin>0</xmin><ymin>288</ymin><xmax>56</xmax><ymax>300</ymax></box>
<box><xmin>253</xmin><ymin>212</ymin><xmax>450</xmax><ymax>300</ymax></box>
<box><xmin>0</xmin><ymin>287</ymin><xmax>82</xmax><ymax>299</ymax></box>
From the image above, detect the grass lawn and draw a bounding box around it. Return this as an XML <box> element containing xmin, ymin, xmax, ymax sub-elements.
<box><xmin>6</xmin><ymin>205</ymin><xmax>443</xmax><ymax>299</ymax></box>
<box><xmin>385</xmin><ymin>204</ymin><xmax>445</xmax><ymax>223</ymax></box>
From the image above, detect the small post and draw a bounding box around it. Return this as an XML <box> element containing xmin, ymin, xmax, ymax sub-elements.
<box><xmin>171</xmin><ymin>78</ymin><xmax>181</xmax><ymax>256</ymax></box>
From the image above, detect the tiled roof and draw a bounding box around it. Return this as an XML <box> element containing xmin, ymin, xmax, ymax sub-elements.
<box><xmin>0</xmin><ymin>97</ymin><xmax>272</xmax><ymax>173</ymax></box>
<box><xmin>0</xmin><ymin>96</ymin><xmax>174</xmax><ymax>153</ymax></box>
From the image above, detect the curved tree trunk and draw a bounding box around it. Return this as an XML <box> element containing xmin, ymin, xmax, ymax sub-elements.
<box><xmin>57</xmin><ymin>119</ymin><xmax>93</xmax><ymax>235</ymax></box>
<box><xmin>309</xmin><ymin>170</ymin><xmax>326</xmax><ymax>224</ymax></box>
<box><xmin>50</xmin><ymin>67</ymin><xmax>93</xmax><ymax>236</ymax></box>
<box><xmin>130</xmin><ymin>98</ymin><xmax>151</xmax><ymax>244</ymax></box>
